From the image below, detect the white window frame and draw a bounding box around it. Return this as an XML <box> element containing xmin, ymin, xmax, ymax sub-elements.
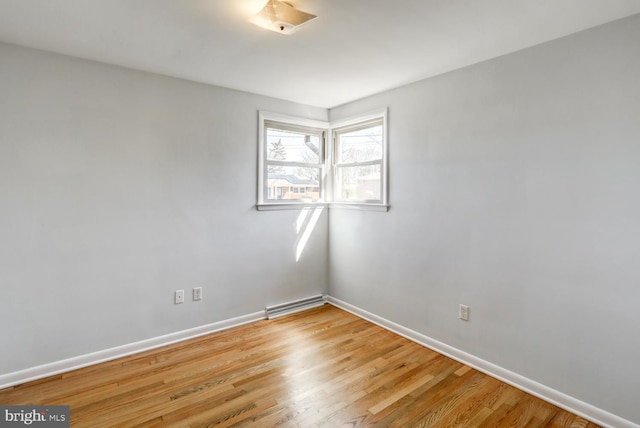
<box><xmin>329</xmin><ymin>109</ymin><xmax>389</xmax><ymax>211</ymax></box>
<box><xmin>257</xmin><ymin>111</ymin><xmax>329</xmax><ymax>210</ymax></box>
<box><xmin>256</xmin><ymin>109</ymin><xmax>389</xmax><ymax>212</ymax></box>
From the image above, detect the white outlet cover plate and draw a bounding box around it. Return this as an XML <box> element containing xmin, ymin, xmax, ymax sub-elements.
<box><xmin>175</xmin><ymin>290</ymin><xmax>185</xmax><ymax>304</ymax></box>
<box><xmin>459</xmin><ymin>304</ymin><xmax>469</xmax><ymax>321</ymax></box>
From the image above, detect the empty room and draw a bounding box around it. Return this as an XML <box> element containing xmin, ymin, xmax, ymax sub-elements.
<box><xmin>1</xmin><ymin>1</ymin><xmax>639</xmax><ymax>427</ymax></box>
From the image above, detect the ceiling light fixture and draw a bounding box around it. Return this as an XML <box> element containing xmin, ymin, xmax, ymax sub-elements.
<box><xmin>251</xmin><ymin>0</ymin><xmax>317</xmax><ymax>35</ymax></box>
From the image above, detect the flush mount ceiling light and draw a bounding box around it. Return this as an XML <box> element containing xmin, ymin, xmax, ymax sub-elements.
<box><xmin>251</xmin><ymin>0</ymin><xmax>317</xmax><ymax>35</ymax></box>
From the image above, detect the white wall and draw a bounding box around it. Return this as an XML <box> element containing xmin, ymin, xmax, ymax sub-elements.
<box><xmin>329</xmin><ymin>14</ymin><xmax>640</xmax><ymax>424</ymax></box>
<box><xmin>0</xmin><ymin>42</ymin><xmax>328</xmax><ymax>375</ymax></box>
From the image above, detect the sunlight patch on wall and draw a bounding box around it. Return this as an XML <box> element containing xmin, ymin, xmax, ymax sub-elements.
<box><xmin>295</xmin><ymin>207</ymin><xmax>323</xmax><ymax>262</ymax></box>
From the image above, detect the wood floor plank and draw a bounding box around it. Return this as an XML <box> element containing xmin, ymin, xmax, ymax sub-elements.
<box><xmin>426</xmin><ymin>374</ymin><xmax>500</xmax><ymax>428</ymax></box>
<box><xmin>0</xmin><ymin>305</ymin><xmax>601</xmax><ymax>427</ymax></box>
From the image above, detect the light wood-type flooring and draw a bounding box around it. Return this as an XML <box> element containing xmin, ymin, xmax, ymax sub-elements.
<box><xmin>0</xmin><ymin>305</ymin><xmax>599</xmax><ymax>427</ymax></box>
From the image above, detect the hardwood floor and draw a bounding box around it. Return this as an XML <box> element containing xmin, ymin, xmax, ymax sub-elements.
<box><xmin>0</xmin><ymin>305</ymin><xmax>599</xmax><ymax>427</ymax></box>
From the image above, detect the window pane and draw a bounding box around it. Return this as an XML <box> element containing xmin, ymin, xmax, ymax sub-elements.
<box><xmin>267</xmin><ymin>166</ymin><xmax>321</xmax><ymax>201</ymax></box>
<box><xmin>266</xmin><ymin>127</ymin><xmax>321</xmax><ymax>164</ymax></box>
<box><xmin>337</xmin><ymin>124</ymin><xmax>382</xmax><ymax>163</ymax></box>
<box><xmin>336</xmin><ymin>165</ymin><xmax>381</xmax><ymax>201</ymax></box>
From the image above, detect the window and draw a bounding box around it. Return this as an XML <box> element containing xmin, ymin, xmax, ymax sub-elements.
<box><xmin>257</xmin><ymin>110</ymin><xmax>388</xmax><ymax>211</ymax></box>
<box><xmin>290</xmin><ymin>187</ymin><xmax>306</xmax><ymax>194</ymax></box>
<box><xmin>332</xmin><ymin>115</ymin><xmax>386</xmax><ymax>204</ymax></box>
<box><xmin>258</xmin><ymin>112</ymin><xmax>328</xmax><ymax>207</ymax></box>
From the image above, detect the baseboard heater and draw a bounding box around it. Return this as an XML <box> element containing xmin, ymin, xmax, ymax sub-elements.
<box><xmin>265</xmin><ymin>295</ymin><xmax>326</xmax><ymax>319</ymax></box>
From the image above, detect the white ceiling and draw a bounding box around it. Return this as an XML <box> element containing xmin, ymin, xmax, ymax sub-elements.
<box><xmin>1</xmin><ymin>1</ymin><xmax>639</xmax><ymax>108</ymax></box>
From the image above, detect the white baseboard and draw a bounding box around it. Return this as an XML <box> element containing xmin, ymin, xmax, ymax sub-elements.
<box><xmin>0</xmin><ymin>311</ymin><xmax>265</xmax><ymax>390</ymax></box>
<box><xmin>326</xmin><ymin>296</ymin><xmax>639</xmax><ymax>428</ymax></box>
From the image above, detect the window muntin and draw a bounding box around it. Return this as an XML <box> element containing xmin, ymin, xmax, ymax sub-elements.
<box><xmin>333</xmin><ymin>117</ymin><xmax>385</xmax><ymax>204</ymax></box>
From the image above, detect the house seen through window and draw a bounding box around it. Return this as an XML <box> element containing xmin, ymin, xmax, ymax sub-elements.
<box><xmin>264</xmin><ymin>120</ymin><xmax>325</xmax><ymax>202</ymax></box>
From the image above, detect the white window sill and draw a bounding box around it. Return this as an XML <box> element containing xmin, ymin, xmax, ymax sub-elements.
<box><xmin>256</xmin><ymin>202</ymin><xmax>329</xmax><ymax>211</ymax></box>
<box><xmin>256</xmin><ymin>202</ymin><xmax>388</xmax><ymax>212</ymax></box>
<box><xmin>329</xmin><ymin>202</ymin><xmax>390</xmax><ymax>212</ymax></box>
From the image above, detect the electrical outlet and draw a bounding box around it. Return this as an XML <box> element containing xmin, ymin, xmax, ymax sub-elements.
<box><xmin>459</xmin><ymin>304</ymin><xmax>469</xmax><ymax>321</ymax></box>
<box><xmin>193</xmin><ymin>287</ymin><xmax>202</xmax><ymax>301</ymax></box>
<box><xmin>175</xmin><ymin>290</ymin><xmax>185</xmax><ymax>304</ymax></box>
